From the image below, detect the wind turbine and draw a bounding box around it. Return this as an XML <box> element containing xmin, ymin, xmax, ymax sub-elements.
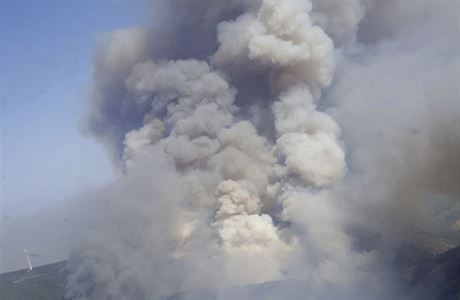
<box><xmin>23</xmin><ymin>248</ymin><xmax>33</xmax><ymax>271</ymax></box>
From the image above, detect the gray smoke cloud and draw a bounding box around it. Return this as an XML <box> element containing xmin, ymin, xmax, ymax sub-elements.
<box><xmin>66</xmin><ymin>1</ymin><xmax>460</xmax><ymax>299</ymax></box>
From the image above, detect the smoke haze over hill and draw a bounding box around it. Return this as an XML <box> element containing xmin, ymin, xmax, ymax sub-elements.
<box><xmin>59</xmin><ymin>1</ymin><xmax>459</xmax><ymax>299</ymax></box>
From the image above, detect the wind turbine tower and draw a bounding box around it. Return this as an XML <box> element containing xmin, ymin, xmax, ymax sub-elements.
<box><xmin>23</xmin><ymin>248</ymin><xmax>33</xmax><ymax>271</ymax></box>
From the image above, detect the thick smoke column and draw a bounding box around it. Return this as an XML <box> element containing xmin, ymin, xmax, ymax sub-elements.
<box><xmin>66</xmin><ymin>1</ymin><xmax>459</xmax><ymax>299</ymax></box>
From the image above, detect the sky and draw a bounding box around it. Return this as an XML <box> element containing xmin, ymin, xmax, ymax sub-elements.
<box><xmin>0</xmin><ymin>0</ymin><xmax>149</xmax><ymax>216</ymax></box>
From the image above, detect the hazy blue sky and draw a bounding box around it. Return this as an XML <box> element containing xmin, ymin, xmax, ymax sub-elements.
<box><xmin>1</xmin><ymin>0</ymin><xmax>149</xmax><ymax>216</ymax></box>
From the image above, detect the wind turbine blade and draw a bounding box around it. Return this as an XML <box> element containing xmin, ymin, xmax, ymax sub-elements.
<box><xmin>23</xmin><ymin>248</ymin><xmax>33</xmax><ymax>271</ymax></box>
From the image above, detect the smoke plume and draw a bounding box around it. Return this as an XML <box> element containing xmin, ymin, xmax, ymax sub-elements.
<box><xmin>66</xmin><ymin>1</ymin><xmax>459</xmax><ymax>299</ymax></box>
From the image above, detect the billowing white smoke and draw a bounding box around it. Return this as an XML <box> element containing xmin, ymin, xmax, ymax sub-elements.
<box><xmin>66</xmin><ymin>1</ymin><xmax>459</xmax><ymax>299</ymax></box>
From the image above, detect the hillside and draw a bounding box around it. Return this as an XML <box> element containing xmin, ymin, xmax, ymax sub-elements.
<box><xmin>0</xmin><ymin>247</ymin><xmax>458</xmax><ymax>300</ymax></box>
<box><xmin>0</xmin><ymin>261</ymin><xmax>67</xmax><ymax>300</ymax></box>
